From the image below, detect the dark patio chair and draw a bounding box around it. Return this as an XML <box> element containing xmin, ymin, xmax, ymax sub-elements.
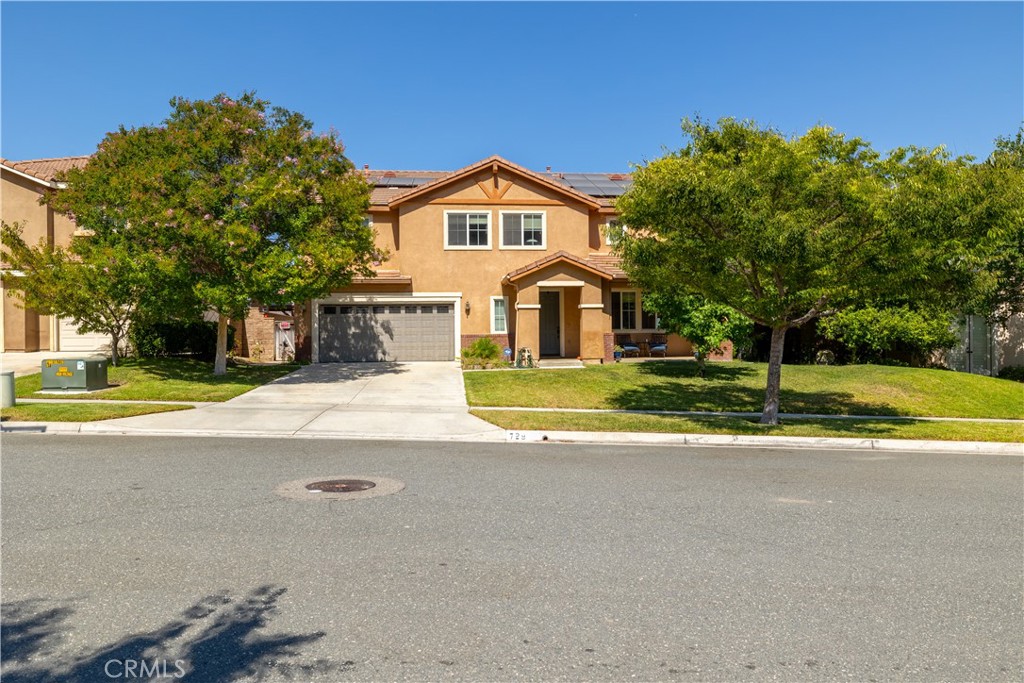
<box><xmin>649</xmin><ymin>334</ymin><xmax>668</xmax><ymax>357</ymax></box>
<box><xmin>616</xmin><ymin>334</ymin><xmax>640</xmax><ymax>357</ymax></box>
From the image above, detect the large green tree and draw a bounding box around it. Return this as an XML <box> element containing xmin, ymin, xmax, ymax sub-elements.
<box><xmin>1</xmin><ymin>221</ymin><xmax>181</xmax><ymax>366</ymax></box>
<box><xmin>968</xmin><ymin>126</ymin><xmax>1024</xmax><ymax>323</ymax></box>
<box><xmin>616</xmin><ymin>117</ymin><xmax>1000</xmax><ymax>424</ymax></box>
<box><xmin>47</xmin><ymin>92</ymin><xmax>376</xmax><ymax>374</ymax></box>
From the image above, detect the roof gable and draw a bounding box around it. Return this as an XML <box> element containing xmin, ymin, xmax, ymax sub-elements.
<box><xmin>505</xmin><ymin>250</ymin><xmax>614</xmax><ymax>283</ymax></box>
<box><xmin>383</xmin><ymin>156</ymin><xmax>602</xmax><ymax>210</ymax></box>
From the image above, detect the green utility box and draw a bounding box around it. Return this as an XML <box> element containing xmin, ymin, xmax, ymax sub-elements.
<box><xmin>41</xmin><ymin>357</ymin><xmax>108</xmax><ymax>391</ymax></box>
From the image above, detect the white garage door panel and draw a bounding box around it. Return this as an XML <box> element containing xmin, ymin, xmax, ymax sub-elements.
<box><xmin>58</xmin><ymin>318</ymin><xmax>109</xmax><ymax>352</ymax></box>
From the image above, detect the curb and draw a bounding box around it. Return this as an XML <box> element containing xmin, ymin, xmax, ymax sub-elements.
<box><xmin>1</xmin><ymin>421</ymin><xmax>1020</xmax><ymax>454</ymax></box>
<box><xmin>503</xmin><ymin>429</ymin><xmax>1024</xmax><ymax>455</ymax></box>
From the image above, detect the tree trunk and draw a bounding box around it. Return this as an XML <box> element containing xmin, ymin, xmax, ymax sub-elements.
<box><xmin>760</xmin><ymin>325</ymin><xmax>787</xmax><ymax>425</ymax></box>
<box><xmin>109</xmin><ymin>333</ymin><xmax>120</xmax><ymax>367</ymax></box>
<box><xmin>696</xmin><ymin>350</ymin><xmax>707</xmax><ymax>379</ymax></box>
<box><xmin>214</xmin><ymin>314</ymin><xmax>229</xmax><ymax>376</ymax></box>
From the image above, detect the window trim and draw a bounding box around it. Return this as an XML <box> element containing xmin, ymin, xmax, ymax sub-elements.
<box><xmin>490</xmin><ymin>296</ymin><xmax>510</xmax><ymax>334</ymax></box>
<box><xmin>444</xmin><ymin>210</ymin><xmax>492</xmax><ymax>250</ymax></box>
<box><xmin>611</xmin><ymin>288</ymin><xmax>662</xmax><ymax>332</ymax></box>
<box><xmin>499</xmin><ymin>210</ymin><xmax>547</xmax><ymax>250</ymax></box>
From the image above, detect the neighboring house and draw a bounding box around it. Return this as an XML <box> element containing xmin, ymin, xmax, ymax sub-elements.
<box><xmin>241</xmin><ymin>155</ymin><xmax>717</xmax><ymax>364</ymax></box>
<box><xmin>941</xmin><ymin>313</ymin><xmax>1024</xmax><ymax>376</ymax></box>
<box><xmin>0</xmin><ymin>156</ymin><xmax>108</xmax><ymax>353</ymax></box>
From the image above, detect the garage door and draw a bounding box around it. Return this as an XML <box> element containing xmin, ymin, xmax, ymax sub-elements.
<box><xmin>58</xmin><ymin>318</ymin><xmax>109</xmax><ymax>353</ymax></box>
<box><xmin>319</xmin><ymin>303</ymin><xmax>454</xmax><ymax>362</ymax></box>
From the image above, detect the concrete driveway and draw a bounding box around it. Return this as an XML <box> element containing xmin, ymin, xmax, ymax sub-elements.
<box><xmin>1</xmin><ymin>352</ymin><xmax>65</xmax><ymax>377</ymax></box>
<box><xmin>88</xmin><ymin>362</ymin><xmax>504</xmax><ymax>441</ymax></box>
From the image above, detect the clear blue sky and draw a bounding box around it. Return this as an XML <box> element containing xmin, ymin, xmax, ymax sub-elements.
<box><xmin>2</xmin><ymin>2</ymin><xmax>1021</xmax><ymax>172</ymax></box>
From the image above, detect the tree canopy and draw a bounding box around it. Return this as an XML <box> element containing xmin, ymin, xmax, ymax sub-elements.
<box><xmin>616</xmin><ymin>117</ymin><xmax>1008</xmax><ymax>424</ymax></box>
<box><xmin>46</xmin><ymin>92</ymin><xmax>376</xmax><ymax>373</ymax></box>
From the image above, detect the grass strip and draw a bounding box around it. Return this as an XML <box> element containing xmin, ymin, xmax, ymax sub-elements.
<box><xmin>1</xmin><ymin>402</ymin><xmax>192</xmax><ymax>423</ymax></box>
<box><xmin>16</xmin><ymin>358</ymin><xmax>300</xmax><ymax>403</ymax></box>
<box><xmin>464</xmin><ymin>361</ymin><xmax>1024</xmax><ymax>419</ymax></box>
<box><xmin>471</xmin><ymin>409</ymin><xmax>1024</xmax><ymax>443</ymax></box>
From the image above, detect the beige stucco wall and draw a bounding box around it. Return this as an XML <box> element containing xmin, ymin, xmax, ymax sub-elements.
<box><xmin>0</xmin><ymin>170</ymin><xmax>76</xmax><ymax>351</ymax></box>
<box><xmin>369</xmin><ymin>167</ymin><xmax>597</xmax><ymax>342</ymax></box>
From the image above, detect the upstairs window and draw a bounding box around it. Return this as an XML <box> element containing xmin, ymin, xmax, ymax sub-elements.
<box><xmin>446</xmin><ymin>212</ymin><xmax>490</xmax><ymax>249</ymax></box>
<box><xmin>501</xmin><ymin>212</ymin><xmax>545</xmax><ymax>249</ymax></box>
<box><xmin>605</xmin><ymin>219</ymin><xmax>624</xmax><ymax>246</ymax></box>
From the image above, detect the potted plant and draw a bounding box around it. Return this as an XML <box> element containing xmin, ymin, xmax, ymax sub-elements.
<box><xmin>613</xmin><ymin>345</ymin><xmax>624</xmax><ymax>362</ymax></box>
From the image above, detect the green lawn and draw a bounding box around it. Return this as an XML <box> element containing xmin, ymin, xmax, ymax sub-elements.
<box><xmin>15</xmin><ymin>358</ymin><xmax>301</xmax><ymax>403</ymax></box>
<box><xmin>473</xmin><ymin>410</ymin><xmax>1024</xmax><ymax>443</ymax></box>
<box><xmin>463</xmin><ymin>361</ymin><xmax>1024</xmax><ymax>419</ymax></box>
<box><xmin>1</xmin><ymin>402</ymin><xmax>192</xmax><ymax>423</ymax></box>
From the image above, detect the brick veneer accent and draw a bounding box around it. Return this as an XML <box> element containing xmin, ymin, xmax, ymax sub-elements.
<box><xmin>603</xmin><ymin>333</ymin><xmax>615</xmax><ymax>363</ymax></box>
<box><xmin>709</xmin><ymin>340</ymin><xmax>734</xmax><ymax>361</ymax></box>
<box><xmin>461</xmin><ymin>334</ymin><xmax>510</xmax><ymax>352</ymax></box>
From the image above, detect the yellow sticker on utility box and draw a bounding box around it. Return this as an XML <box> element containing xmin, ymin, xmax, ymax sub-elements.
<box><xmin>55</xmin><ymin>367</ymin><xmax>74</xmax><ymax>377</ymax></box>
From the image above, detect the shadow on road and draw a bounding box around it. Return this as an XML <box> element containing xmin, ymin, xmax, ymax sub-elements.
<box><xmin>1</xmin><ymin>586</ymin><xmax>351</xmax><ymax>682</ymax></box>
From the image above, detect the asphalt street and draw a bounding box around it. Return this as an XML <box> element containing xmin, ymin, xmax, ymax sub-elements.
<box><xmin>1</xmin><ymin>436</ymin><xmax>1021</xmax><ymax>682</ymax></box>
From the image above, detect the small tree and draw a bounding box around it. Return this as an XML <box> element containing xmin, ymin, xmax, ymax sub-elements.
<box><xmin>48</xmin><ymin>92</ymin><xmax>376</xmax><ymax>375</ymax></box>
<box><xmin>1</xmin><ymin>221</ymin><xmax>182</xmax><ymax>366</ymax></box>
<box><xmin>617</xmin><ymin>117</ymin><xmax>999</xmax><ymax>424</ymax></box>
<box><xmin>642</xmin><ymin>292</ymin><xmax>752</xmax><ymax>377</ymax></box>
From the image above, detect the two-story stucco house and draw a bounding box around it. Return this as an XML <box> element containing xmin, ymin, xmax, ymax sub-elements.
<box><xmin>0</xmin><ymin>156</ymin><xmax>107</xmax><ymax>353</ymax></box>
<box><xmin>241</xmin><ymin>155</ymin><xmax>710</xmax><ymax>365</ymax></box>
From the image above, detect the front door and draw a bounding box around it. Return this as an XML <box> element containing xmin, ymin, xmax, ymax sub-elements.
<box><xmin>539</xmin><ymin>291</ymin><xmax>561</xmax><ymax>357</ymax></box>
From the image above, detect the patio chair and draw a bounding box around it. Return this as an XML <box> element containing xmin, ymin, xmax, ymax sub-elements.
<box><xmin>649</xmin><ymin>334</ymin><xmax>668</xmax><ymax>357</ymax></box>
<box><xmin>616</xmin><ymin>334</ymin><xmax>641</xmax><ymax>357</ymax></box>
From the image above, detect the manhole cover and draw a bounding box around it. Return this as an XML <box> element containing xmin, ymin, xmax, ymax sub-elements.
<box><xmin>306</xmin><ymin>479</ymin><xmax>376</xmax><ymax>493</ymax></box>
<box><xmin>275</xmin><ymin>476</ymin><xmax>404</xmax><ymax>502</ymax></box>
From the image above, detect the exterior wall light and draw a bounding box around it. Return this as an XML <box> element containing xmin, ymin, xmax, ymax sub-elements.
<box><xmin>465</xmin><ymin>300</ymin><xmax>471</xmax><ymax>314</ymax></box>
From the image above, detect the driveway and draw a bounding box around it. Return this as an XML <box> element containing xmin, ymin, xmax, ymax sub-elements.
<box><xmin>1</xmin><ymin>351</ymin><xmax>71</xmax><ymax>377</ymax></box>
<box><xmin>86</xmin><ymin>362</ymin><xmax>504</xmax><ymax>440</ymax></box>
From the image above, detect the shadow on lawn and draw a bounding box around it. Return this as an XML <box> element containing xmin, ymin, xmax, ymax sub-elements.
<box><xmin>613</xmin><ymin>361</ymin><xmax>905</xmax><ymax>416</ymax></box>
<box><xmin>1</xmin><ymin>586</ymin><xmax>351</xmax><ymax>682</ymax></box>
<box><xmin>120</xmin><ymin>358</ymin><xmax>303</xmax><ymax>383</ymax></box>
<box><xmin>674</xmin><ymin>415</ymin><xmax>933</xmax><ymax>436</ymax></box>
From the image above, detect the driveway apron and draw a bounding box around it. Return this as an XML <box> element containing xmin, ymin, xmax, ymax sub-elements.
<box><xmin>87</xmin><ymin>362</ymin><xmax>504</xmax><ymax>440</ymax></box>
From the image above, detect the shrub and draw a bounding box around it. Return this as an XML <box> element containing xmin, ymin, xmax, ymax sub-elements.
<box><xmin>130</xmin><ymin>320</ymin><xmax>234</xmax><ymax>361</ymax></box>
<box><xmin>461</xmin><ymin>336</ymin><xmax>503</xmax><ymax>361</ymax></box>
<box><xmin>819</xmin><ymin>306</ymin><xmax>958</xmax><ymax>365</ymax></box>
<box><xmin>997</xmin><ymin>365</ymin><xmax>1024</xmax><ymax>383</ymax></box>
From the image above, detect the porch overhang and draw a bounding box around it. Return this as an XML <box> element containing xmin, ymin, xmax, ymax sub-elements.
<box><xmin>503</xmin><ymin>250</ymin><xmax>614</xmax><ymax>285</ymax></box>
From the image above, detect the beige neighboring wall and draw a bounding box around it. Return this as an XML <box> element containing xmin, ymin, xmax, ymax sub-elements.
<box><xmin>1</xmin><ymin>163</ymin><xmax>83</xmax><ymax>352</ymax></box>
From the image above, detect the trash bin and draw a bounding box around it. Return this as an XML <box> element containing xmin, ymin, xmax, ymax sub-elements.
<box><xmin>0</xmin><ymin>371</ymin><xmax>14</xmax><ymax>408</ymax></box>
<box><xmin>40</xmin><ymin>358</ymin><xmax>108</xmax><ymax>391</ymax></box>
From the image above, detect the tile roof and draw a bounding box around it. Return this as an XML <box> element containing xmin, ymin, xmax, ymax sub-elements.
<box><xmin>1</xmin><ymin>156</ymin><xmax>90</xmax><ymax>183</ymax></box>
<box><xmin>504</xmin><ymin>250</ymin><xmax>615</xmax><ymax>283</ymax></box>
<box><xmin>586</xmin><ymin>253</ymin><xmax>629</xmax><ymax>280</ymax></box>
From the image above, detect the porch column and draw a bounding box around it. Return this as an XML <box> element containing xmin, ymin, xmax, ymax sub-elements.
<box><xmin>579</xmin><ymin>283</ymin><xmax>608</xmax><ymax>362</ymax></box>
<box><xmin>515</xmin><ymin>284</ymin><xmax>541</xmax><ymax>361</ymax></box>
